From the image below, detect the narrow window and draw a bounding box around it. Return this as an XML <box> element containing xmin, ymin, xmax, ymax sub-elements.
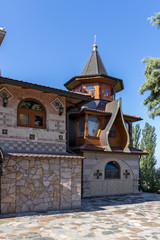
<box><xmin>79</xmin><ymin>116</ymin><xmax>85</xmax><ymax>137</ymax></box>
<box><xmin>125</xmin><ymin>121</ymin><xmax>129</xmax><ymax>132</ymax></box>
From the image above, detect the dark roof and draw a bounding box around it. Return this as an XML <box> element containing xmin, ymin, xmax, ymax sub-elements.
<box><xmin>81</xmin><ymin>47</ymin><xmax>107</xmax><ymax>76</ymax></box>
<box><xmin>123</xmin><ymin>113</ymin><xmax>143</xmax><ymax>122</ymax></box>
<box><xmin>70</xmin><ymin>144</ymin><xmax>147</xmax><ymax>155</ymax></box>
<box><xmin>80</xmin><ymin>107</ymin><xmax>111</xmax><ymax>115</ymax></box>
<box><xmin>0</xmin><ymin>28</ymin><xmax>6</xmax><ymax>46</ymax></box>
<box><xmin>0</xmin><ymin>76</ymin><xmax>92</xmax><ymax>102</ymax></box>
<box><xmin>64</xmin><ymin>43</ymin><xmax>124</xmax><ymax>93</ymax></box>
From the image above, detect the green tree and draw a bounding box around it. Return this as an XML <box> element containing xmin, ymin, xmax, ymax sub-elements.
<box><xmin>148</xmin><ymin>12</ymin><xmax>160</xmax><ymax>28</ymax></box>
<box><xmin>140</xmin><ymin>122</ymin><xmax>157</xmax><ymax>192</ymax></box>
<box><xmin>140</xmin><ymin>13</ymin><xmax>160</xmax><ymax>118</ymax></box>
<box><xmin>132</xmin><ymin>124</ymin><xmax>141</xmax><ymax>148</ymax></box>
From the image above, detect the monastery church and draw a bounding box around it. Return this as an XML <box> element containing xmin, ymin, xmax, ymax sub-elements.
<box><xmin>0</xmin><ymin>29</ymin><xmax>146</xmax><ymax>214</ymax></box>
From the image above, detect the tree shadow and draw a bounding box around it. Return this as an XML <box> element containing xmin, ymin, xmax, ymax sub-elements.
<box><xmin>0</xmin><ymin>193</ymin><xmax>160</xmax><ymax>219</ymax></box>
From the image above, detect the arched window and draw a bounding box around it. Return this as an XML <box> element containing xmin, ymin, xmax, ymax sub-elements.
<box><xmin>17</xmin><ymin>99</ymin><xmax>46</xmax><ymax>128</ymax></box>
<box><xmin>105</xmin><ymin>162</ymin><xmax>120</xmax><ymax>179</ymax></box>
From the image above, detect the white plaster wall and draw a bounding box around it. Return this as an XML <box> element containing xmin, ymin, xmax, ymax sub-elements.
<box><xmin>83</xmin><ymin>152</ymin><xmax>139</xmax><ymax>197</ymax></box>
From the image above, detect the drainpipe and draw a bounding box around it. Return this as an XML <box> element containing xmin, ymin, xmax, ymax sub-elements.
<box><xmin>0</xmin><ymin>148</ymin><xmax>4</xmax><ymax>215</ymax></box>
<box><xmin>66</xmin><ymin>102</ymin><xmax>85</xmax><ymax>154</ymax></box>
<box><xmin>138</xmin><ymin>155</ymin><xmax>142</xmax><ymax>192</ymax></box>
<box><xmin>66</xmin><ymin>105</ymin><xmax>86</xmax><ymax>198</ymax></box>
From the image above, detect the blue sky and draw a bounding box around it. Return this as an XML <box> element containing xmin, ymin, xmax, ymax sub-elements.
<box><xmin>0</xmin><ymin>0</ymin><xmax>160</xmax><ymax>166</ymax></box>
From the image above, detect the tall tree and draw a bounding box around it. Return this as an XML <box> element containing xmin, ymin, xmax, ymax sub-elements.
<box><xmin>140</xmin><ymin>13</ymin><xmax>160</xmax><ymax>118</ymax></box>
<box><xmin>148</xmin><ymin>12</ymin><xmax>160</xmax><ymax>28</ymax></box>
<box><xmin>132</xmin><ymin>124</ymin><xmax>141</xmax><ymax>148</ymax></box>
<box><xmin>140</xmin><ymin>57</ymin><xmax>160</xmax><ymax>118</ymax></box>
<box><xmin>140</xmin><ymin>122</ymin><xmax>157</xmax><ymax>192</ymax></box>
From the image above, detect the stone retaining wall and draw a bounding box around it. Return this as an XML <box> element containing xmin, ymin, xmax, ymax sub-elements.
<box><xmin>1</xmin><ymin>156</ymin><xmax>81</xmax><ymax>214</ymax></box>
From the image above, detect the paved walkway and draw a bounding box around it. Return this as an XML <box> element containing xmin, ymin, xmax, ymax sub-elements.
<box><xmin>0</xmin><ymin>193</ymin><xmax>160</xmax><ymax>239</ymax></box>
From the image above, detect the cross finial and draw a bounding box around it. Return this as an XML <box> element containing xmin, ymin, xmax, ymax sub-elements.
<box><xmin>92</xmin><ymin>35</ymin><xmax>97</xmax><ymax>51</ymax></box>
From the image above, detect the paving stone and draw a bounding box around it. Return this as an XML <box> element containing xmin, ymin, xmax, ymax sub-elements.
<box><xmin>0</xmin><ymin>193</ymin><xmax>160</xmax><ymax>239</ymax></box>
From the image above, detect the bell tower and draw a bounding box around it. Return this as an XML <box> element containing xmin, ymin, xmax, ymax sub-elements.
<box><xmin>64</xmin><ymin>37</ymin><xmax>124</xmax><ymax>105</ymax></box>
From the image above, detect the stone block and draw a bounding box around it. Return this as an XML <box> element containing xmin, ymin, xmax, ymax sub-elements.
<box><xmin>29</xmin><ymin>161</ymin><xmax>35</xmax><ymax>168</ymax></box>
<box><xmin>72</xmin><ymin>200</ymin><xmax>81</xmax><ymax>209</ymax></box>
<box><xmin>5</xmin><ymin>166</ymin><xmax>15</xmax><ymax>174</ymax></box>
<box><xmin>53</xmin><ymin>178</ymin><xmax>60</xmax><ymax>185</ymax></box>
<box><xmin>16</xmin><ymin>179</ymin><xmax>25</xmax><ymax>186</ymax></box>
<box><xmin>2</xmin><ymin>194</ymin><xmax>15</xmax><ymax>203</ymax></box>
<box><xmin>34</xmin><ymin>202</ymin><xmax>49</xmax><ymax>211</ymax></box>
<box><xmin>36</xmin><ymin>168</ymin><xmax>43</xmax><ymax>175</ymax></box>
<box><xmin>1</xmin><ymin>203</ymin><xmax>16</xmax><ymax>214</ymax></box>
<box><xmin>16</xmin><ymin>172</ymin><xmax>22</xmax><ymax>181</ymax></box>
<box><xmin>20</xmin><ymin>187</ymin><xmax>31</xmax><ymax>195</ymax></box>
<box><xmin>18</xmin><ymin>159</ymin><xmax>29</xmax><ymax>169</ymax></box>
<box><xmin>27</xmin><ymin>183</ymin><xmax>35</xmax><ymax>191</ymax></box>
<box><xmin>43</xmin><ymin>181</ymin><xmax>50</xmax><ymax>187</ymax></box>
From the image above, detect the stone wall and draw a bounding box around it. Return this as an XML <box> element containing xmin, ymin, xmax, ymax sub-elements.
<box><xmin>1</xmin><ymin>155</ymin><xmax>81</xmax><ymax>214</ymax></box>
<box><xmin>83</xmin><ymin>152</ymin><xmax>139</xmax><ymax>197</ymax></box>
<box><xmin>0</xmin><ymin>84</ymin><xmax>66</xmax><ymax>154</ymax></box>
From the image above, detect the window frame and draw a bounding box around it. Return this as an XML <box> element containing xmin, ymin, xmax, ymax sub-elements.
<box><xmin>87</xmin><ymin>115</ymin><xmax>101</xmax><ymax>137</ymax></box>
<box><xmin>17</xmin><ymin>98</ymin><xmax>46</xmax><ymax>129</ymax></box>
<box><xmin>105</xmin><ymin>161</ymin><xmax>120</xmax><ymax>179</ymax></box>
<box><xmin>85</xmin><ymin>86</ymin><xmax>96</xmax><ymax>97</ymax></box>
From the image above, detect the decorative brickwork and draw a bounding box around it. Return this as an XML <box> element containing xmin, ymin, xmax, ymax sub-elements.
<box><xmin>1</xmin><ymin>156</ymin><xmax>81</xmax><ymax>214</ymax></box>
<box><xmin>0</xmin><ymin>84</ymin><xmax>66</xmax><ymax>155</ymax></box>
<box><xmin>0</xmin><ymin>140</ymin><xmax>66</xmax><ymax>154</ymax></box>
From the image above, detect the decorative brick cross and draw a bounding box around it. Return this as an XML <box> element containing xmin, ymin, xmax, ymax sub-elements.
<box><xmin>94</xmin><ymin>170</ymin><xmax>102</xmax><ymax>179</ymax></box>
<box><xmin>55</xmin><ymin>121</ymin><xmax>60</xmax><ymax>130</ymax></box>
<box><xmin>123</xmin><ymin>170</ymin><xmax>130</xmax><ymax>179</ymax></box>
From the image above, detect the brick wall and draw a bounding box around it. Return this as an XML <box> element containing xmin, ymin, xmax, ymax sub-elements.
<box><xmin>0</xmin><ymin>84</ymin><xmax>66</xmax><ymax>154</ymax></box>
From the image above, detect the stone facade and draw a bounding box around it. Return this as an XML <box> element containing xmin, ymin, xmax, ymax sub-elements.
<box><xmin>82</xmin><ymin>152</ymin><xmax>139</xmax><ymax>197</ymax></box>
<box><xmin>1</xmin><ymin>155</ymin><xmax>81</xmax><ymax>214</ymax></box>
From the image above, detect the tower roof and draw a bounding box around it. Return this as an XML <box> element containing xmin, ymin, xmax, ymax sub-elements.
<box><xmin>81</xmin><ymin>39</ymin><xmax>107</xmax><ymax>76</ymax></box>
<box><xmin>0</xmin><ymin>27</ymin><xmax>6</xmax><ymax>46</ymax></box>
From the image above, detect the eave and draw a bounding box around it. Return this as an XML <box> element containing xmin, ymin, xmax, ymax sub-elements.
<box><xmin>64</xmin><ymin>74</ymin><xmax>124</xmax><ymax>93</ymax></box>
<box><xmin>0</xmin><ymin>76</ymin><xmax>92</xmax><ymax>108</ymax></box>
<box><xmin>123</xmin><ymin>113</ymin><xmax>143</xmax><ymax>122</ymax></box>
<box><xmin>70</xmin><ymin>145</ymin><xmax>147</xmax><ymax>155</ymax></box>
